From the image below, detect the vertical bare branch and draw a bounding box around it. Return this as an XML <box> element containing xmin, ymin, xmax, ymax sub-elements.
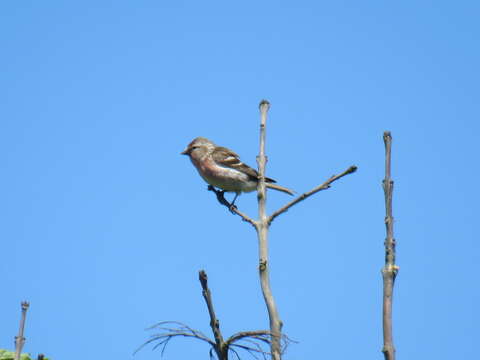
<box><xmin>381</xmin><ymin>131</ymin><xmax>399</xmax><ymax>360</ymax></box>
<box><xmin>14</xmin><ymin>301</ymin><xmax>29</xmax><ymax>360</ymax></box>
<box><xmin>256</xmin><ymin>100</ymin><xmax>282</xmax><ymax>360</ymax></box>
<box><xmin>199</xmin><ymin>270</ymin><xmax>228</xmax><ymax>360</ymax></box>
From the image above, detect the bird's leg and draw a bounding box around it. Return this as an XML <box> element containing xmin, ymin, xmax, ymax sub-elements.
<box><xmin>207</xmin><ymin>185</ymin><xmax>237</xmax><ymax>214</ymax></box>
<box><xmin>208</xmin><ymin>185</ymin><xmax>231</xmax><ymax>207</ymax></box>
<box><xmin>230</xmin><ymin>193</ymin><xmax>239</xmax><ymax>208</ymax></box>
<box><xmin>228</xmin><ymin>202</ymin><xmax>238</xmax><ymax>214</ymax></box>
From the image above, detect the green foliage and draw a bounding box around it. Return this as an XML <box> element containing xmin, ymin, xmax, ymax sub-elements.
<box><xmin>0</xmin><ymin>349</ymin><xmax>31</xmax><ymax>360</ymax></box>
<box><xmin>0</xmin><ymin>350</ymin><xmax>49</xmax><ymax>360</ymax></box>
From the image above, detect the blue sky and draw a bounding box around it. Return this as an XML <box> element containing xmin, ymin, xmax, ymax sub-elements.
<box><xmin>1</xmin><ymin>2</ymin><xmax>478</xmax><ymax>359</ymax></box>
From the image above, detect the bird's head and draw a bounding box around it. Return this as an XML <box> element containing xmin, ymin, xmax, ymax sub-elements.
<box><xmin>181</xmin><ymin>137</ymin><xmax>216</xmax><ymax>158</ymax></box>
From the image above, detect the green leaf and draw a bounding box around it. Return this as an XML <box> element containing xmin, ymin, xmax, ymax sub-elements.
<box><xmin>0</xmin><ymin>349</ymin><xmax>32</xmax><ymax>360</ymax></box>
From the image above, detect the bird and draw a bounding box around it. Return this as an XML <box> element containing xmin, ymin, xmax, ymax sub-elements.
<box><xmin>181</xmin><ymin>137</ymin><xmax>294</xmax><ymax>205</ymax></box>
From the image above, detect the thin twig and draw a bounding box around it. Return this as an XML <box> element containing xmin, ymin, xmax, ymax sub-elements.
<box><xmin>199</xmin><ymin>270</ymin><xmax>228</xmax><ymax>360</ymax></box>
<box><xmin>228</xmin><ymin>332</ymin><xmax>294</xmax><ymax>359</ymax></box>
<box><xmin>231</xmin><ymin>343</ymin><xmax>268</xmax><ymax>360</ymax></box>
<box><xmin>14</xmin><ymin>301</ymin><xmax>29</xmax><ymax>360</ymax></box>
<box><xmin>256</xmin><ymin>99</ymin><xmax>282</xmax><ymax>360</ymax></box>
<box><xmin>147</xmin><ymin>320</ymin><xmax>211</xmax><ymax>341</ymax></box>
<box><xmin>134</xmin><ymin>321</ymin><xmax>214</xmax><ymax>355</ymax></box>
<box><xmin>230</xmin><ymin>347</ymin><xmax>242</xmax><ymax>360</ymax></box>
<box><xmin>268</xmin><ymin>165</ymin><xmax>357</xmax><ymax>224</ymax></box>
<box><xmin>138</xmin><ymin>320</ymin><xmax>287</xmax><ymax>359</ymax></box>
<box><xmin>207</xmin><ymin>185</ymin><xmax>257</xmax><ymax>228</ymax></box>
<box><xmin>226</xmin><ymin>330</ymin><xmax>271</xmax><ymax>345</ymax></box>
<box><xmin>381</xmin><ymin>131</ymin><xmax>399</xmax><ymax>360</ymax></box>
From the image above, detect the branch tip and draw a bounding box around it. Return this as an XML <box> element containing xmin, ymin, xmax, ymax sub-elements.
<box><xmin>383</xmin><ymin>131</ymin><xmax>392</xmax><ymax>144</ymax></box>
<box><xmin>259</xmin><ymin>99</ymin><xmax>270</xmax><ymax>111</ymax></box>
<box><xmin>199</xmin><ymin>270</ymin><xmax>208</xmax><ymax>287</ymax></box>
<box><xmin>347</xmin><ymin>165</ymin><xmax>358</xmax><ymax>174</ymax></box>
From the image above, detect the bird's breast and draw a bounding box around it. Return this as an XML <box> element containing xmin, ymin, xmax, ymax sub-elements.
<box><xmin>194</xmin><ymin>158</ymin><xmax>256</xmax><ymax>193</ymax></box>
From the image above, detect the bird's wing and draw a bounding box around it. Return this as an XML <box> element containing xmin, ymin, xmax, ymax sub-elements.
<box><xmin>212</xmin><ymin>146</ymin><xmax>276</xmax><ymax>183</ymax></box>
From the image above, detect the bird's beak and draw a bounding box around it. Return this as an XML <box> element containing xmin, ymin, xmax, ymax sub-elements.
<box><xmin>180</xmin><ymin>148</ymin><xmax>189</xmax><ymax>155</ymax></box>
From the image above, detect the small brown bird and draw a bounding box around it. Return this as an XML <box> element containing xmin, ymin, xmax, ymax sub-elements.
<box><xmin>181</xmin><ymin>137</ymin><xmax>294</xmax><ymax>204</ymax></box>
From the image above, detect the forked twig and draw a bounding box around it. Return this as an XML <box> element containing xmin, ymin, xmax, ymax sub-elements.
<box><xmin>137</xmin><ymin>271</ymin><xmax>293</xmax><ymax>359</ymax></box>
<box><xmin>162</xmin><ymin>101</ymin><xmax>358</xmax><ymax>359</ymax></box>
<box><xmin>207</xmin><ymin>101</ymin><xmax>355</xmax><ymax>359</ymax></box>
<box><xmin>137</xmin><ymin>321</ymin><xmax>292</xmax><ymax>359</ymax></box>
<box><xmin>268</xmin><ymin>165</ymin><xmax>357</xmax><ymax>224</ymax></box>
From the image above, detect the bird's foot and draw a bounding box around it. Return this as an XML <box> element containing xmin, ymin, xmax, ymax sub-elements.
<box><xmin>228</xmin><ymin>203</ymin><xmax>238</xmax><ymax>214</ymax></box>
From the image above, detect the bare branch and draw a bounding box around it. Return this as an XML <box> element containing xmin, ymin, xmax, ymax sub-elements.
<box><xmin>207</xmin><ymin>185</ymin><xmax>257</xmax><ymax>228</ymax></box>
<box><xmin>135</xmin><ymin>321</ymin><xmax>215</xmax><ymax>356</ymax></box>
<box><xmin>231</xmin><ymin>343</ymin><xmax>267</xmax><ymax>360</ymax></box>
<box><xmin>381</xmin><ymin>131</ymin><xmax>399</xmax><ymax>360</ymax></box>
<box><xmin>268</xmin><ymin>165</ymin><xmax>357</xmax><ymax>224</ymax></box>
<box><xmin>146</xmin><ymin>320</ymin><xmax>211</xmax><ymax>341</ymax></box>
<box><xmin>228</xmin><ymin>332</ymin><xmax>295</xmax><ymax>360</ymax></box>
<box><xmin>230</xmin><ymin>347</ymin><xmax>242</xmax><ymax>360</ymax></box>
<box><xmin>199</xmin><ymin>270</ymin><xmax>228</xmax><ymax>360</ymax></box>
<box><xmin>14</xmin><ymin>301</ymin><xmax>29</xmax><ymax>360</ymax></box>
<box><xmin>256</xmin><ymin>99</ymin><xmax>283</xmax><ymax>360</ymax></box>
<box><xmin>226</xmin><ymin>330</ymin><xmax>271</xmax><ymax>345</ymax></box>
<box><xmin>233</xmin><ymin>339</ymin><xmax>270</xmax><ymax>360</ymax></box>
<box><xmin>137</xmin><ymin>296</ymin><xmax>293</xmax><ymax>360</ymax></box>
<box><xmin>138</xmin><ymin>322</ymin><xmax>294</xmax><ymax>360</ymax></box>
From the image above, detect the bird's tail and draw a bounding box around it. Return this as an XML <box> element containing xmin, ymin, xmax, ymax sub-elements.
<box><xmin>265</xmin><ymin>183</ymin><xmax>295</xmax><ymax>195</ymax></box>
